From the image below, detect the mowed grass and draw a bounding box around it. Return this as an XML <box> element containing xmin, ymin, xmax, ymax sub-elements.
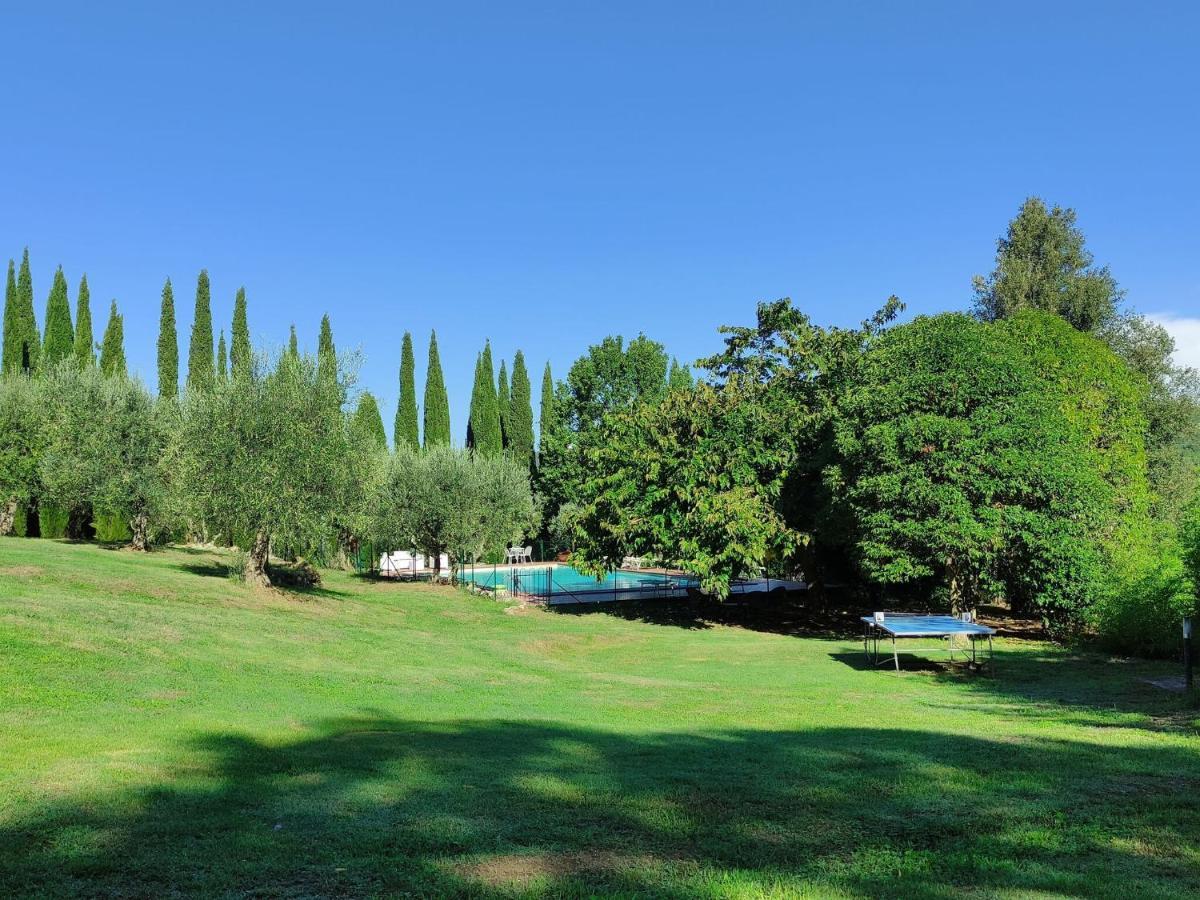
<box><xmin>1</xmin><ymin>540</ymin><xmax>1198</xmax><ymax>899</ymax></box>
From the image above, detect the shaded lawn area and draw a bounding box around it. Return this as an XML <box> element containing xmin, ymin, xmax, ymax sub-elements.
<box><xmin>1</xmin><ymin>540</ymin><xmax>1198</xmax><ymax>898</ymax></box>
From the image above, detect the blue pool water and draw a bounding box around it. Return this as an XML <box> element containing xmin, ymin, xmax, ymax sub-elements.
<box><xmin>460</xmin><ymin>563</ymin><xmax>696</xmax><ymax>598</ymax></box>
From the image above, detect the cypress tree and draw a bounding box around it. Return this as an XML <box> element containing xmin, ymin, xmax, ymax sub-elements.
<box><xmin>41</xmin><ymin>267</ymin><xmax>74</xmax><ymax>365</ymax></box>
<box><xmin>667</xmin><ymin>357</ymin><xmax>693</xmax><ymax>390</ymax></box>
<box><xmin>352</xmin><ymin>392</ymin><xmax>388</xmax><ymax>451</ymax></box>
<box><xmin>317</xmin><ymin>314</ymin><xmax>336</xmax><ymax>383</ymax></box>
<box><xmin>187</xmin><ymin>270</ymin><xmax>214</xmax><ymax>391</ymax></box>
<box><xmin>99</xmin><ymin>300</ymin><xmax>126</xmax><ymax>378</ymax></box>
<box><xmin>539</xmin><ymin>362</ymin><xmax>555</xmax><ymax>462</ymax></box>
<box><xmin>288</xmin><ymin>325</ymin><xmax>299</xmax><ymax>357</ymax></box>
<box><xmin>497</xmin><ymin>359</ymin><xmax>511</xmax><ymax>448</ymax></box>
<box><xmin>469</xmin><ymin>341</ymin><xmax>501</xmax><ymax>455</ymax></box>
<box><xmin>423</xmin><ymin>330</ymin><xmax>451</xmax><ymax>448</ymax></box>
<box><xmin>466</xmin><ymin>352</ymin><xmax>481</xmax><ymax>449</ymax></box>
<box><xmin>73</xmin><ymin>274</ymin><xmax>94</xmax><ymax>368</ymax></box>
<box><xmin>394</xmin><ymin>331</ymin><xmax>419</xmax><ymax>450</ymax></box>
<box><xmin>156</xmin><ymin>278</ymin><xmax>178</xmax><ymax>398</ymax></box>
<box><xmin>7</xmin><ymin>249</ymin><xmax>39</xmax><ymax>374</ymax></box>
<box><xmin>217</xmin><ymin>331</ymin><xmax>228</xmax><ymax>381</ymax></box>
<box><xmin>230</xmin><ymin>287</ymin><xmax>250</xmax><ymax>378</ymax></box>
<box><xmin>2</xmin><ymin>259</ymin><xmax>19</xmax><ymax>374</ymax></box>
<box><xmin>509</xmin><ymin>350</ymin><xmax>535</xmax><ymax>468</ymax></box>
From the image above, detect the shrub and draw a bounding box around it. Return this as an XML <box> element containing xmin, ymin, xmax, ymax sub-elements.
<box><xmin>1095</xmin><ymin>540</ymin><xmax>1195</xmax><ymax>658</ymax></box>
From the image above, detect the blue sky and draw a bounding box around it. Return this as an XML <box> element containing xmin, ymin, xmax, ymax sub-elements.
<box><xmin>2</xmin><ymin>2</ymin><xmax>1197</xmax><ymax>440</ymax></box>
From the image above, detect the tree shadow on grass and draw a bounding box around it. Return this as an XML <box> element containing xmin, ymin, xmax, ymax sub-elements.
<box><xmin>3</xmin><ymin>717</ymin><xmax>1197</xmax><ymax>898</ymax></box>
<box><xmin>171</xmin><ymin>561</ymin><xmax>350</xmax><ymax>601</ymax></box>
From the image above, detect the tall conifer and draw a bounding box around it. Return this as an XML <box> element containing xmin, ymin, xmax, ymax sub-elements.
<box><xmin>352</xmin><ymin>392</ymin><xmax>388</xmax><ymax>451</ymax></box>
<box><xmin>317</xmin><ymin>314</ymin><xmax>336</xmax><ymax>383</ymax></box>
<box><xmin>230</xmin><ymin>287</ymin><xmax>250</xmax><ymax>378</ymax></box>
<box><xmin>497</xmin><ymin>359</ymin><xmax>511</xmax><ymax>448</ymax></box>
<box><xmin>10</xmin><ymin>249</ymin><xmax>39</xmax><ymax>373</ymax></box>
<box><xmin>394</xmin><ymin>331</ymin><xmax>419</xmax><ymax>450</ymax></box>
<box><xmin>539</xmin><ymin>362</ymin><xmax>555</xmax><ymax>462</ymax></box>
<box><xmin>157</xmin><ymin>278</ymin><xmax>178</xmax><ymax>398</ymax></box>
<box><xmin>73</xmin><ymin>274</ymin><xmax>94</xmax><ymax>368</ymax></box>
<box><xmin>1</xmin><ymin>259</ymin><xmax>18</xmax><ymax>374</ymax></box>
<box><xmin>423</xmin><ymin>331</ymin><xmax>451</xmax><ymax>448</ymax></box>
<box><xmin>187</xmin><ymin>270</ymin><xmax>214</xmax><ymax>390</ymax></box>
<box><xmin>288</xmin><ymin>325</ymin><xmax>299</xmax><ymax>357</ymax></box>
<box><xmin>509</xmin><ymin>350</ymin><xmax>535</xmax><ymax>468</ymax></box>
<box><xmin>469</xmin><ymin>341</ymin><xmax>502</xmax><ymax>455</ymax></box>
<box><xmin>99</xmin><ymin>300</ymin><xmax>126</xmax><ymax>377</ymax></box>
<box><xmin>41</xmin><ymin>267</ymin><xmax>74</xmax><ymax>366</ymax></box>
<box><xmin>217</xmin><ymin>331</ymin><xmax>228</xmax><ymax>381</ymax></box>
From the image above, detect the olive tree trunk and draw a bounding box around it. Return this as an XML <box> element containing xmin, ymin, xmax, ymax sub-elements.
<box><xmin>246</xmin><ymin>530</ymin><xmax>272</xmax><ymax>587</ymax></box>
<box><xmin>0</xmin><ymin>499</ymin><xmax>17</xmax><ymax>536</ymax></box>
<box><xmin>129</xmin><ymin>511</ymin><xmax>150</xmax><ymax>551</ymax></box>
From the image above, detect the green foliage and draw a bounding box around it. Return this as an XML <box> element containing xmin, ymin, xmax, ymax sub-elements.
<box><xmin>3</xmin><ymin>250</ymin><xmax>40</xmax><ymax>375</ymax></box>
<box><xmin>394</xmin><ymin>331</ymin><xmax>419</xmax><ymax>450</ymax></box>
<box><xmin>73</xmin><ymin>275</ymin><xmax>93</xmax><ymax>369</ymax></box>
<box><xmin>497</xmin><ymin>359</ymin><xmax>511</xmax><ymax>448</ymax></box>
<box><xmin>37</xmin><ymin>504</ymin><xmax>69</xmax><ymax>539</ymax></box>
<box><xmin>36</xmin><ymin>364</ymin><xmax>170</xmax><ymax>549</ymax></box>
<box><xmin>372</xmin><ymin>445</ymin><xmax>535</xmax><ymax>572</ymax></box>
<box><xmin>574</xmin><ymin>380</ymin><xmax>804</xmax><ymax>597</ymax></box>
<box><xmin>1183</xmin><ymin>495</ymin><xmax>1200</xmax><ymax>595</ymax></box>
<box><xmin>288</xmin><ymin>325</ymin><xmax>299</xmax><ymax>357</ymax></box>
<box><xmin>0</xmin><ymin>375</ymin><xmax>43</xmax><ymax>533</ymax></box>
<box><xmin>1094</xmin><ymin>537</ymin><xmax>1195</xmax><ymax>658</ymax></box>
<box><xmin>536</xmin><ymin>335</ymin><xmax>670</xmax><ymax>523</ymax></box>
<box><xmin>667</xmin><ymin>357</ymin><xmax>692</xmax><ymax>390</ymax></box>
<box><xmin>179</xmin><ymin>349</ymin><xmax>356</xmax><ymax>584</ymax></box>
<box><xmin>318</xmin><ymin>314</ymin><xmax>336</xmax><ymax>385</ymax></box>
<box><xmin>508</xmin><ymin>350</ymin><xmax>535</xmax><ymax>469</ymax></box>
<box><xmin>230</xmin><ymin>287</ymin><xmax>251</xmax><ymax>379</ymax></box>
<box><xmin>832</xmin><ymin>311</ymin><xmax>1150</xmax><ymax>635</ymax></box>
<box><xmin>216</xmin><ymin>331</ymin><xmax>228</xmax><ymax>381</ymax></box>
<box><xmin>973</xmin><ymin>197</ymin><xmax>1121</xmax><ymax>331</ymax></box>
<box><xmin>98</xmin><ymin>301</ymin><xmax>127</xmax><ymax>378</ymax></box>
<box><xmin>41</xmin><ymin>267</ymin><xmax>74</xmax><ymax>366</ymax></box>
<box><xmin>422</xmin><ymin>331</ymin><xmax>451</xmax><ymax>448</ymax></box>
<box><xmin>352</xmin><ymin>391</ymin><xmax>388</xmax><ymax>451</ymax></box>
<box><xmin>187</xmin><ymin>270</ymin><xmax>214</xmax><ymax>392</ymax></box>
<box><xmin>92</xmin><ymin>509</ymin><xmax>132</xmax><ymax>543</ymax></box>
<box><xmin>538</xmin><ymin>361</ymin><xmax>554</xmax><ymax>463</ymax></box>
<box><xmin>467</xmin><ymin>341</ymin><xmax>502</xmax><ymax>455</ymax></box>
<box><xmin>156</xmin><ymin>279</ymin><xmax>178</xmax><ymax>398</ymax></box>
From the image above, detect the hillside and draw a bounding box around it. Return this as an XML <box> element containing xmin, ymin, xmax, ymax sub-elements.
<box><xmin>1</xmin><ymin>540</ymin><xmax>1198</xmax><ymax>898</ymax></box>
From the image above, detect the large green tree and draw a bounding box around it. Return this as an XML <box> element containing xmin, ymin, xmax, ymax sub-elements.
<box><xmin>536</xmin><ymin>334</ymin><xmax>670</xmax><ymax>524</ymax></box>
<box><xmin>99</xmin><ymin>301</ymin><xmax>127</xmax><ymax>378</ymax></box>
<box><xmin>423</xmin><ymin>331</ymin><xmax>451</xmax><ymax>448</ymax></box>
<box><xmin>179</xmin><ymin>349</ymin><xmax>355</xmax><ymax>585</ymax></box>
<box><xmin>0</xmin><ymin>375</ymin><xmax>43</xmax><ymax>535</ymax></box>
<box><xmin>187</xmin><ymin>270</ymin><xmax>214</xmax><ymax>391</ymax></box>
<box><xmin>832</xmin><ymin>311</ymin><xmax>1150</xmax><ymax>635</ymax></box>
<box><xmin>157</xmin><ymin>278</ymin><xmax>178</xmax><ymax>398</ymax></box>
<box><xmin>73</xmin><ymin>275</ymin><xmax>94</xmax><ymax>369</ymax></box>
<box><xmin>539</xmin><ymin>362</ymin><xmax>554</xmax><ymax>464</ymax></box>
<box><xmin>230</xmin><ymin>287</ymin><xmax>251</xmax><ymax>379</ymax></box>
<box><xmin>216</xmin><ymin>331</ymin><xmax>228</xmax><ymax>381</ymax></box>
<box><xmin>394</xmin><ymin>331</ymin><xmax>419</xmax><ymax>450</ymax></box>
<box><xmin>38</xmin><ymin>366</ymin><xmax>169</xmax><ymax>550</ymax></box>
<box><xmin>468</xmin><ymin>341</ymin><xmax>502</xmax><ymax>455</ymax></box>
<box><xmin>3</xmin><ymin>250</ymin><xmax>39</xmax><ymax>375</ymax></box>
<box><xmin>372</xmin><ymin>446</ymin><xmax>535</xmax><ymax>578</ymax></box>
<box><xmin>41</xmin><ymin>267</ymin><xmax>74</xmax><ymax>366</ymax></box>
<box><xmin>973</xmin><ymin>197</ymin><xmax>1121</xmax><ymax>331</ymax></box>
<box><xmin>352</xmin><ymin>391</ymin><xmax>388</xmax><ymax>451</ymax></box>
<box><xmin>508</xmin><ymin>350</ymin><xmax>535</xmax><ymax>469</ymax></box>
<box><xmin>318</xmin><ymin>314</ymin><xmax>336</xmax><ymax>385</ymax></box>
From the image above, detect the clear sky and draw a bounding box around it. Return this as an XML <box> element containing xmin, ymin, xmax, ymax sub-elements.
<box><xmin>2</xmin><ymin>1</ymin><xmax>1197</xmax><ymax>440</ymax></box>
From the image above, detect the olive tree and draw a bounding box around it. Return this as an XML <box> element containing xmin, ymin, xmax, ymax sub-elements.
<box><xmin>0</xmin><ymin>375</ymin><xmax>42</xmax><ymax>535</ymax></box>
<box><xmin>373</xmin><ymin>446</ymin><xmax>536</xmax><ymax>580</ymax></box>
<box><xmin>180</xmin><ymin>350</ymin><xmax>355</xmax><ymax>585</ymax></box>
<box><xmin>36</xmin><ymin>365</ymin><xmax>170</xmax><ymax>549</ymax></box>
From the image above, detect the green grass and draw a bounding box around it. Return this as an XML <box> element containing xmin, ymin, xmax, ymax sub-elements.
<box><xmin>1</xmin><ymin>540</ymin><xmax>1198</xmax><ymax>898</ymax></box>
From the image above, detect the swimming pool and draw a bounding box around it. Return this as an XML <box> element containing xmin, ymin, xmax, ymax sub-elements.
<box><xmin>460</xmin><ymin>563</ymin><xmax>697</xmax><ymax>603</ymax></box>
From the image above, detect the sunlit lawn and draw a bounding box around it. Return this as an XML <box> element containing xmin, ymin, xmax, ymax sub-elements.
<box><xmin>1</xmin><ymin>539</ymin><xmax>1198</xmax><ymax>898</ymax></box>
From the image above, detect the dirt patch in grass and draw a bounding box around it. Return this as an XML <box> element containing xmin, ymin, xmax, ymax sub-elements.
<box><xmin>455</xmin><ymin>851</ymin><xmax>663</xmax><ymax>888</ymax></box>
<box><xmin>0</xmin><ymin>565</ymin><xmax>44</xmax><ymax>578</ymax></box>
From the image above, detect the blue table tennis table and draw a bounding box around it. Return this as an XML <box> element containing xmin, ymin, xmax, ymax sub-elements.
<box><xmin>861</xmin><ymin>614</ymin><xmax>995</xmax><ymax>671</ymax></box>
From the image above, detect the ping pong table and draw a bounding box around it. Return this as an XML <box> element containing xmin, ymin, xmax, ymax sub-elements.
<box><xmin>861</xmin><ymin>614</ymin><xmax>995</xmax><ymax>671</ymax></box>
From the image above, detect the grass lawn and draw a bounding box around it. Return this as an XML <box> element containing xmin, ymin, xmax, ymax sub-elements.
<box><xmin>1</xmin><ymin>540</ymin><xmax>1198</xmax><ymax>898</ymax></box>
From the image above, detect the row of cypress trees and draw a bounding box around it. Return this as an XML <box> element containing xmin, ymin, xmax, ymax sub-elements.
<box><xmin>3</xmin><ymin>249</ymin><xmax>557</xmax><ymax>468</ymax></box>
<box><xmin>2</xmin><ymin>249</ymin><xmax>128</xmax><ymax>379</ymax></box>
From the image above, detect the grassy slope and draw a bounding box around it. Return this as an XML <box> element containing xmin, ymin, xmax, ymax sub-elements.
<box><xmin>1</xmin><ymin>540</ymin><xmax>1198</xmax><ymax>899</ymax></box>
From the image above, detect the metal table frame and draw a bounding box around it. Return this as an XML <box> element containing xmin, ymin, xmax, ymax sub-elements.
<box><xmin>861</xmin><ymin>615</ymin><xmax>995</xmax><ymax>671</ymax></box>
